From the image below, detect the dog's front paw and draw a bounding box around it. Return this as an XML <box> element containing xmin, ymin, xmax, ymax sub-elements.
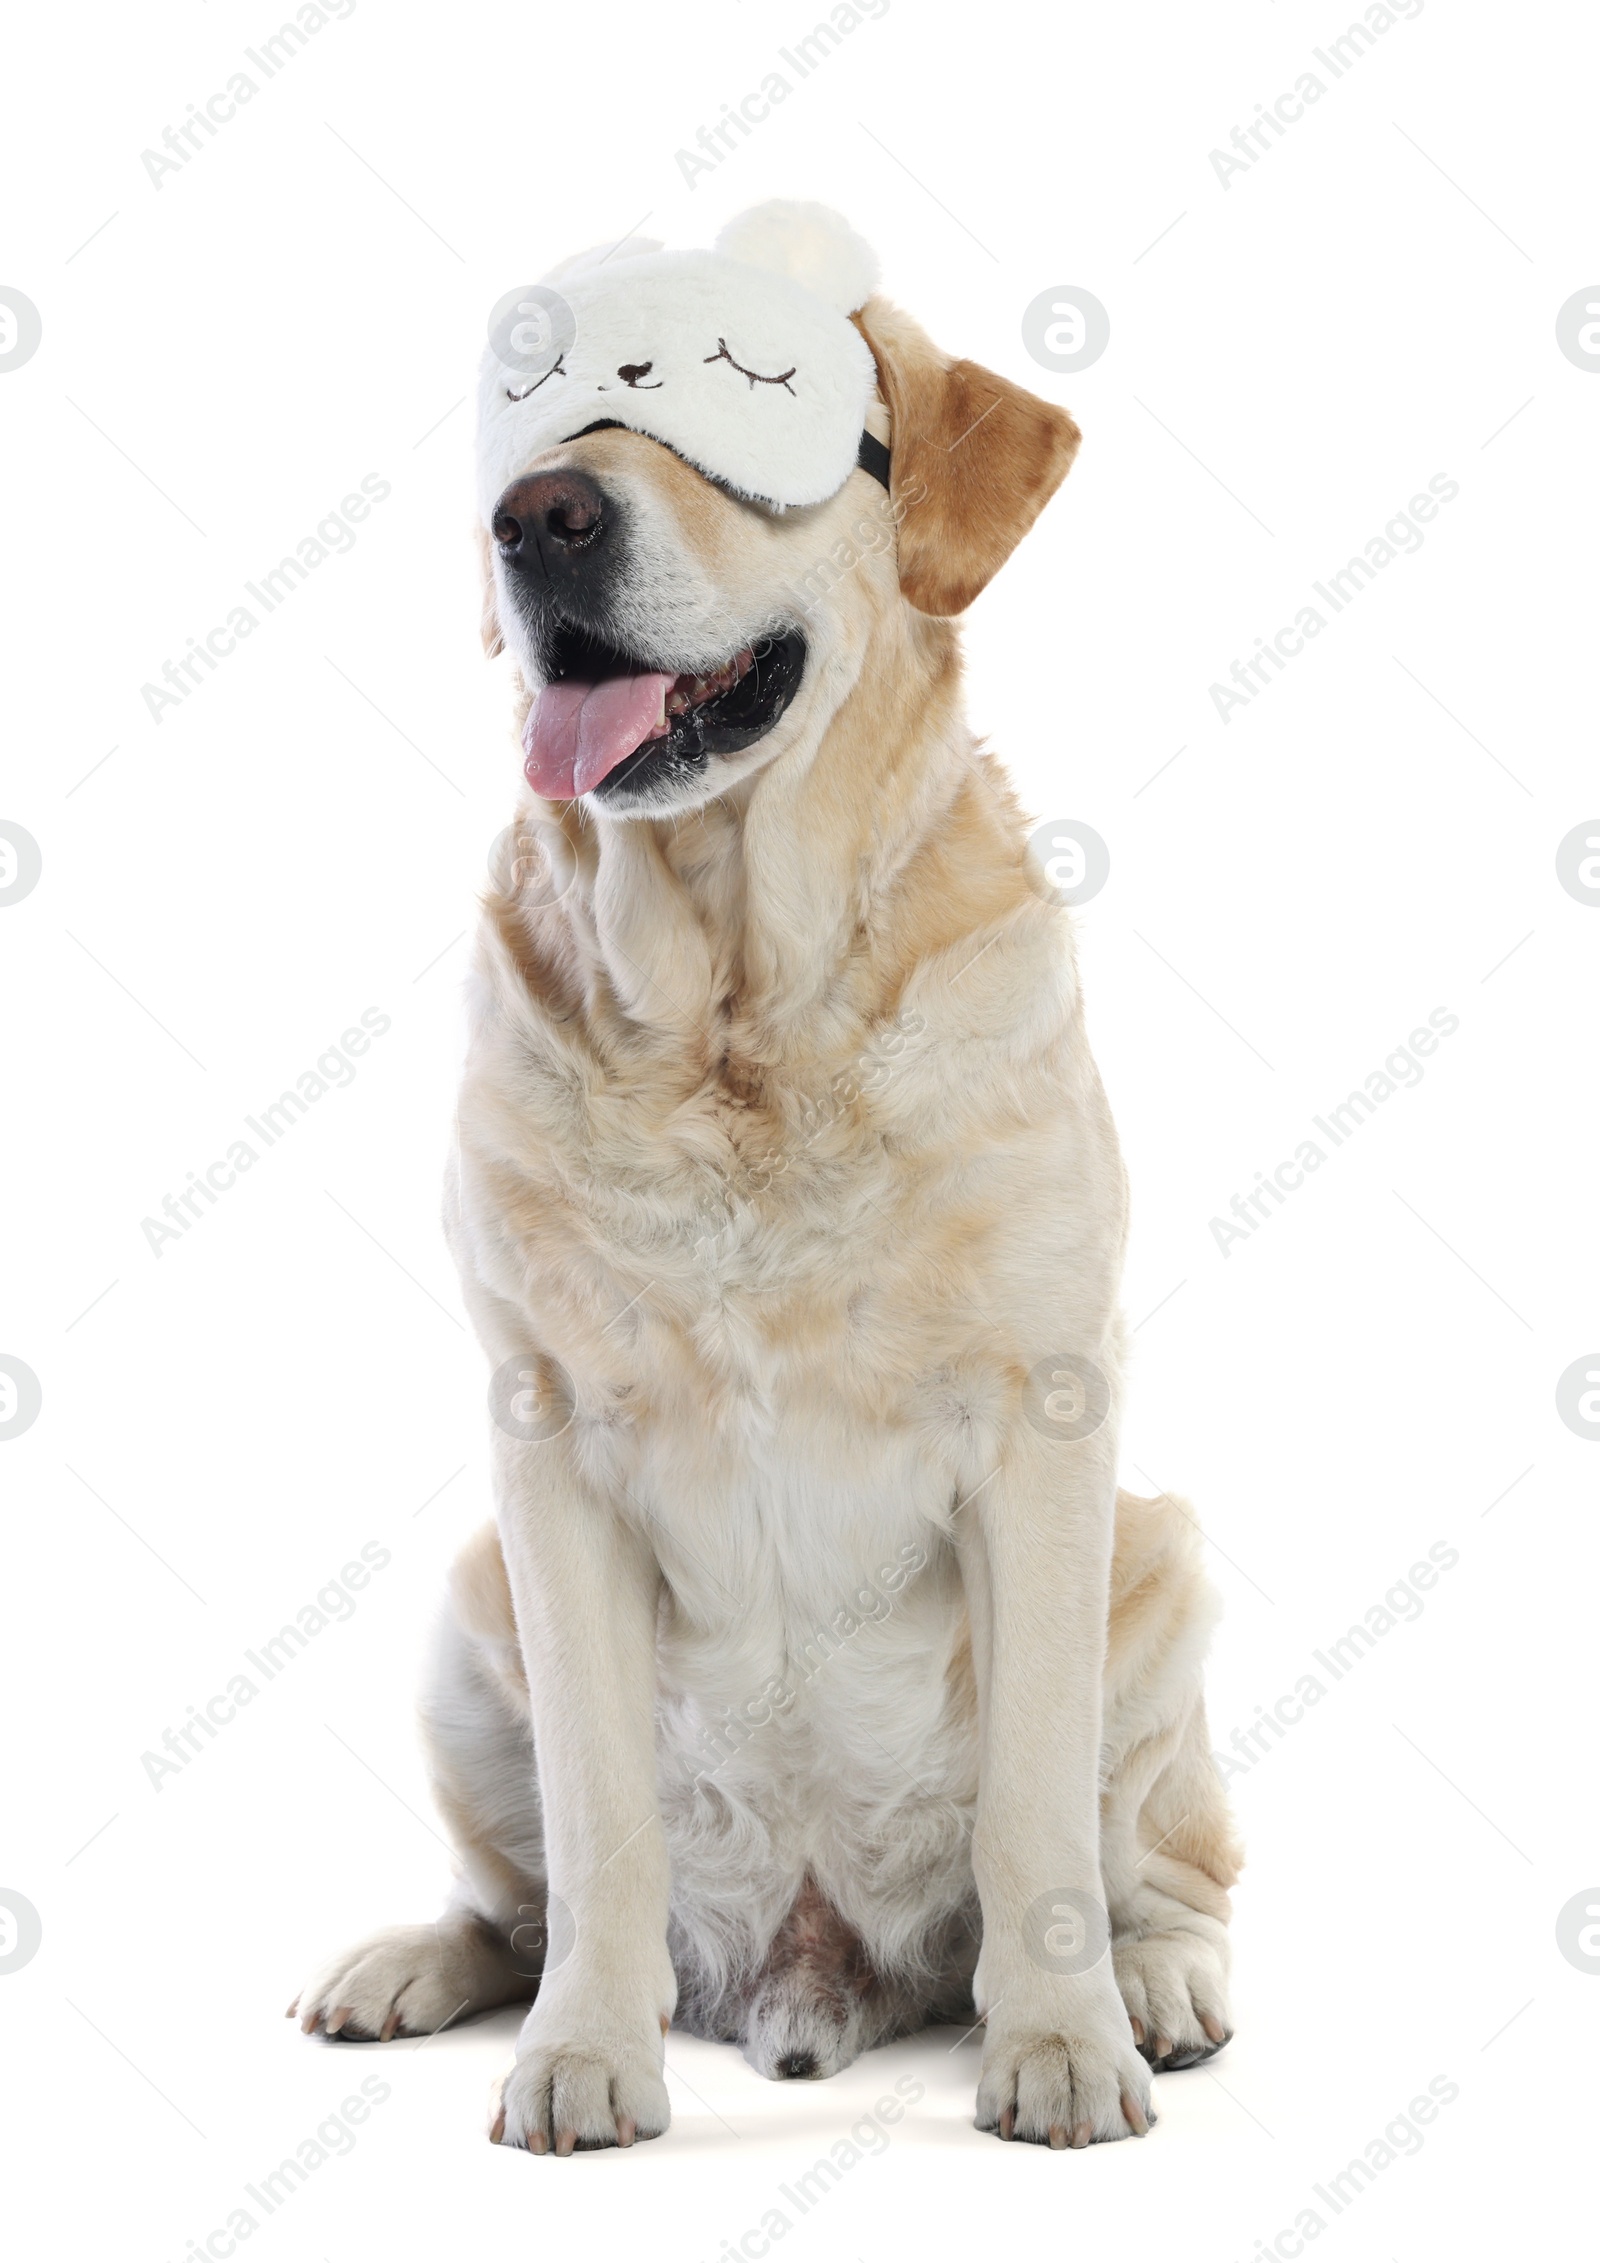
<box><xmin>490</xmin><ymin>1999</ymin><xmax>670</xmax><ymax>2155</ymax></box>
<box><xmin>976</xmin><ymin>2008</ymin><xmax>1154</xmax><ymax>2148</ymax></box>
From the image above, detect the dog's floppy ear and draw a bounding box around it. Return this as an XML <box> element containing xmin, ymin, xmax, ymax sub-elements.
<box><xmin>473</xmin><ymin>522</ymin><xmax>504</xmax><ymax>658</ymax></box>
<box><xmin>853</xmin><ymin>296</ymin><xmax>1081</xmax><ymax>618</ymax></box>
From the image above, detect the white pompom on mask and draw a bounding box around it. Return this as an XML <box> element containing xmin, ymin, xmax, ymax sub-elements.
<box><xmin>477</xmin><ymin>202</ymin><xmax>882</xmax><ymax>517</ymax></box>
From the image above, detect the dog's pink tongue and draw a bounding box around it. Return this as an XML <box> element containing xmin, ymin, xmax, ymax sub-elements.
<box><xmin>522</xmin><ymin>673</ymin><xmax>676</xmax><ymax>798</ymax></box>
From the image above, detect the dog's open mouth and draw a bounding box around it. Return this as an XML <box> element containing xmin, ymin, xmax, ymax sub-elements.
<box><xmin>522</xmin><ymin>623</ymin><xmax>806</xmax><ymax>801</ymax></box>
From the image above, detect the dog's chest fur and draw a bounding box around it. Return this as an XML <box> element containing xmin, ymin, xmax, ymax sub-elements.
<box><xmin>566</xmin><ymin>1031</ymin><xmax>956</xmax><ymax>1428</ymax></box>
<box><xmin>456</xmin><ymin>997</ymin><xmax>986</xmax><ymax>1854</ymax></box>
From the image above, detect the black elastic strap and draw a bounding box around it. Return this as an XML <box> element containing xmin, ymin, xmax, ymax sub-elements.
<box><xmin>856</xmin><ymin>428</ymin><xmax>892</xmax><ymax>490</ymax></box>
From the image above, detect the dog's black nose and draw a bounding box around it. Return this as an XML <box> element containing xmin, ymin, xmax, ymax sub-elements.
<box><xmin>492</xmin><ymin>469</ymin><xmax>608</xmax><ymax>573</ymax></box>
<box><xmin>776</xmin><ymin>2051</ymin><xmax>819</xmax><ymax>2079</ymax></box>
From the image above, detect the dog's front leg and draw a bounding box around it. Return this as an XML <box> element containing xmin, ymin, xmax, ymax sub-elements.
<box><xmin>958</xmin><ymin>1419</ymin><xmax>1154</xmax><ymax>2147</ymax></box>
<box><xmin>488</xmin><ymin>1428</ymin><xmax>675</xmax><ymax>2154</ymax></box>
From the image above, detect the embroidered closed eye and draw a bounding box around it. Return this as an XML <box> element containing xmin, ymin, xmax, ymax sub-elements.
<box><xmin>505</xmin><ymin>353</ymin><xmax>568</xmax><ymax>403</ymax></box>
<box><xmin>703</xmin><ymin>339</ymin><xmax>796</xmax><ymax>394</ymax></box>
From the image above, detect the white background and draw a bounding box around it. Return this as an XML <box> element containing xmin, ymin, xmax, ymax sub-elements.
<box><xmin>2</xmin><ymin>0</ymin><xmax>1596</xmax><ymax>2255</ymax></box>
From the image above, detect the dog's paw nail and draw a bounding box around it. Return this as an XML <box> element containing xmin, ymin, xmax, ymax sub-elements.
<box><xmin>1121</xmin><ymin>2091</ymin><xmax>1150</xmax><ymax>2136</ymax></box>
<box><xmin>1048</xmin><ymin>2124</ymin><xmax>1067</xmax><ymax>2149</ymax></box>
<box><xmin>529</xmin><ymin>2129</ymin><xmax>548</xmax><ymax>2155</ymax></box>
<box><xmin>324</xmin><ymin>2006</ymin><xmax>354</xmax><ymax>2037</ymax></box>
<box><xmin>299</xmin><ymin>2009</ymin><xmax>322</xmax><ymax>2035</ymax></box>
<box><xmin>554</xmin><ymin>2128</ymin><xmax>577</xmax><ymax>2157</ymax></box>
<box><xmin>379</xmin><ymin>2010</ymin><xmax>401</xmax><ymax>2042</ymax></box>
<box><xmin>1153</xmin><ymin>2036</ymin><xmax>1172</xmax><ymax>2059</ymax></box>
<box><xmin>285</xmin><ymin>1998</ymin><xmax>300</xmax><ymax>2019</ymax></box>
<box><xmin>490</xmin><ymin>2109</ymin><xmax>506</xmax><ymax>2144</ymax></box>
<box><xmin>1201</xmin><ymin>2014</ymin><xmax>1226</xmax><ymax>2044</ymax></box>
<box><xmin>1129</xmin><ymin>2015</ymin><xmax>1145</xmax><ymax>2042</ymax></box>
<box><xmin>660</xmin><ymin>2014</ymin><xmax>670</xmax><ymax>2036</ymax></box>
<box><xmin>616</xmin><ymin>2114</ymin><xmax>636</xmax><ymax>2147</ymax></box>
<box><xmin>998</xmin><ymin>2105</ymin><xmax>1016</xmax><ymax>2141</ymax></box>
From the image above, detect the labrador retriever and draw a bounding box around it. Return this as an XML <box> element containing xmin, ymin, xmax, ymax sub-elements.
<box><xmin>292</xmin><ymin>226</ymin><xmax>1241</xmax><ymax>2155</ymax></box>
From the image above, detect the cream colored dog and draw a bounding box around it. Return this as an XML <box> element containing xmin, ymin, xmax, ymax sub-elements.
<box><xmin>293</xmin><ymin>215</ymin><xmax>1240</xmax><ymax>2154</ymax></box>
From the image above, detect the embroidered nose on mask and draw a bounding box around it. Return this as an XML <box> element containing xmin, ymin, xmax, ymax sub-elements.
<box><xmin>617</xmin><ymin>362</ymin><xmax>660</xmax><ymax>388</ymax></box>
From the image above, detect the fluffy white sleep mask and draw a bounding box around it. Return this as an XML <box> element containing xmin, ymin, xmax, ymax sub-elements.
<box><xmin>477</xmin><ymin>202</ymin><xmax>886</xmax><ymax>517</ymax></box>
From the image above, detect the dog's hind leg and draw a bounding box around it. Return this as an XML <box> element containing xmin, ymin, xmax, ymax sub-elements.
<box><xmin>293</xmin><ymin>1525</ymin><xmax>547</xmax><ymax>2040</ymax></box>
<box><xmin>1098</xmin><ymin>1487</ymin><xmax>1243</xmax><ymax>2074</ymax></box>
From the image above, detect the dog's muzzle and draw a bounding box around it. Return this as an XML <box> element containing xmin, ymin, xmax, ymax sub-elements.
<box><xmin>491</xmin><ymin>468</ymin><xmax>806</xmax><ymax>804</ymax></box>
